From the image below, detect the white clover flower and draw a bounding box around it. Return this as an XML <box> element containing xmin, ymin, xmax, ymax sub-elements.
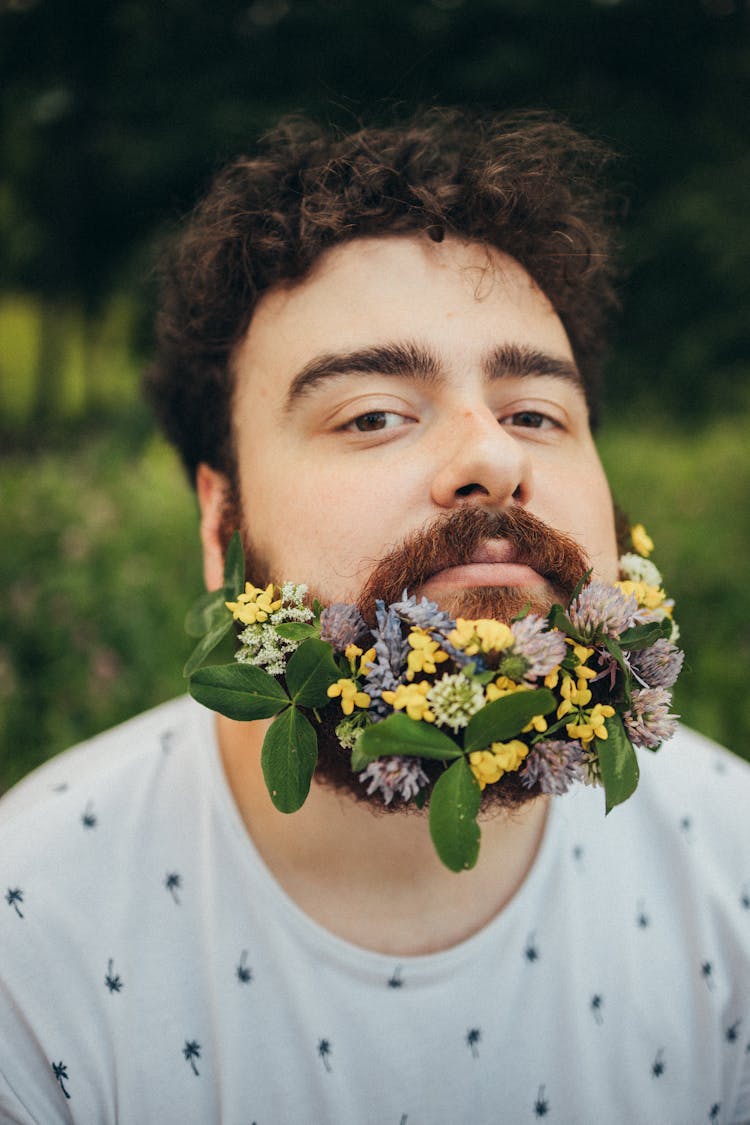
<box><xmin>427</xmin><ymin>673</ymin><xmax>485</xmax><ymax>732</ymax></box>
<box><xmin>618</xmin><ymin>553</ymin><xmax>663</xmax><ymax>588</ymax></box>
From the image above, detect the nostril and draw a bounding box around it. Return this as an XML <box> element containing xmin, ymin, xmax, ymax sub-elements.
<box><xmin>456</xmin><ymin>483</ymin><xmax>490</xmax><ymax>498</ymax></box>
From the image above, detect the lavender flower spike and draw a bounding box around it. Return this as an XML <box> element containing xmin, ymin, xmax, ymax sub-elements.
<box><xmin>568</xmin><ymin>579</ymin><xmax>638</xmax><ymax>641</ymax></box>
<box><xmin>390</xmin><ymin>590</ymin><xmax>456</xmax><ymax>633</ymax></box>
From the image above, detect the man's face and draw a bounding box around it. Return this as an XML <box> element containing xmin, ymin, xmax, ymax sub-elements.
<box><xmin>228</xmin><ymin>235</ymin><xmax>618</xmax><ymax>607</ymax></box>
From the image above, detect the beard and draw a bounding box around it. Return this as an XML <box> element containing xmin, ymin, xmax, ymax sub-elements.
<box><xmin>220</xmin><ymin>494</ymin><xmax>590</xmax><ymax>815</ymax></box>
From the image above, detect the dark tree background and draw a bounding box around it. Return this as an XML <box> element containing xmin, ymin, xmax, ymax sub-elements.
<box><xmin>1</xmin><ymin>0</ymin><xmax>748</xmax><ymax>429</ymax></box>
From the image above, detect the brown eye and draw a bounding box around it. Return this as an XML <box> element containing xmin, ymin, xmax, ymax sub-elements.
<box><xmin>510</xmin><ymin>411</ymin><xmax>545</xmax><ymax>428</ymax></box>
<box><xmin>354</xmin><ymin>411</ymin><xmax>388</xmax><ymax>431</ymax></box>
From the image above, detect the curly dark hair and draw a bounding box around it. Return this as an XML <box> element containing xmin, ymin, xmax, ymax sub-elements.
<box><xmin>144</xmin><ymin>108</ymin><xmax>621</xmax><ymax>484</ymax></box>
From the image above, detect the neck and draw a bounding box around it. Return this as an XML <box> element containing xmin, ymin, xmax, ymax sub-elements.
<box><xmin>217</xmin><ymin>713</ymin><xmax>550</xmax><ymax>957</ymax></box>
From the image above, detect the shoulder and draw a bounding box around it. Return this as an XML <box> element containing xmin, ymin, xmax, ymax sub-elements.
<box><xmin>0</xmin><ymin>696</ymin><xmax>210</xmax><ymax>856</ymax></box>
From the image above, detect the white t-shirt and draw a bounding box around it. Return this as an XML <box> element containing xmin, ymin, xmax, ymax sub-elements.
<box><xmin>1</xmin><ymin>696</ymin><xmax>748</xmax><ymax>1124</ymax></box>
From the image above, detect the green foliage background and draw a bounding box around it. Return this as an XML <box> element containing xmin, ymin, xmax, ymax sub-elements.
<box><xmin>1</xmin><ymin>0</ymin><xmax>748</xmax><ymax>791</ymax></box>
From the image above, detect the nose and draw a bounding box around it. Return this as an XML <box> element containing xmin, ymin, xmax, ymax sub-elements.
<box><xmin>430</xmin><ymin>406</ymin><xmax>532</xmax><ymax>510</ymax></box>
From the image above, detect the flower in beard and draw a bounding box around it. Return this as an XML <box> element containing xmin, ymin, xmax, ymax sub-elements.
<box><xmin>503</xmin><ymin>615</ymin><xmax>567</xmax><ymax>683</ymax></box>
<box><xmin>519</xmin><ymin>739</ymin><xmax>584</xmax><ymax>795</ymax></box>
<box><xmin>320</xmin><ymin>603</ymin><xmax>368</xmax><ymax>652</ymax></box>
<box><xmin>623</xmin><ymin>687</ymin><xmax>679</xmax><ymax>750</ymax></box>
<box><xmin>390</xmin><ymin>591</ymin><xmax>456</xmax><ymax>633</ymax></box>
<box><xmin>363</xmin><ymin>602</ymin><xmax>409</xmax><ymax>717</ymax></box>
<box><xmin>428</xmin><ymin>673</ymin><xmax>486</xmax><ymax>732</ymax></box>
<box><xmin>568</xmin><ymin>579</ymin><xmax>638</xmax><ymax>641</ymax></box>
<box><xmin>359</xmin><ymin>756</ymin><xmax>429</xmax><ymax>805</ymax></box>
<box><xmin>618</xmin><ymin>553</ymin><xmax>663</xmax><ymax>589</ymax></box>
<box><xmin>630</xmin><ymin>639</ymin><xmax>684</xmax><ymax>689</ymax></box>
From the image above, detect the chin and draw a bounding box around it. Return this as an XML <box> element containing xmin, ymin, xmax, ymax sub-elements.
<box><xmin>430</xmin><ymin>584</ymin><xmax>557</xmax><ymax>622</ymax></box>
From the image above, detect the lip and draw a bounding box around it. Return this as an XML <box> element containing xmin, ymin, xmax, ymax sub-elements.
<box><xmin>418</xmin><ymin>539</ymin><xmax>547</xmax><ymax>596</ymax></box>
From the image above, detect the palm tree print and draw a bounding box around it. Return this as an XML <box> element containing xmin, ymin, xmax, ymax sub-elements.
<box><xmin>5</xmin><ymin>887</ymin><xmax>23</xmax><ymax>918</ymax></box>
<box><xmin>524</xmin><ymin>933</ymin><xmax>539</xmax><ymax>962</ymax></box>
<box><xmin>387</xmin><ymin>966</ymin><xmax>403</xmax><ymax>988</ymax></box>
<box><xmin>317</xmin><ymin>1039</ymin><xmax>333</xmax><ymax>1072</ymax></box>
<box><xmin>701</xmin><ymin>960</ymin><xmax>715</xmax><ymax>990</ymax></box>
<box><xmin>725</xmin><ymin>1020</ymin><xmax>741</xmax><ymax>1044</ymax></box>
<box><xmin>105</xmin><ymin>959</ymin><xmax>123</xmax><ymax>993</ymax></box>
<box><xmin>590</xmin><ymin>994</ymin><xmax>604</xmax><ymax>1025</ymax></box>
<box><xmin>534</xmin><ymin>1084</ymin><xmax>549</xmax><ymax>1117</ymax></box>
<box><xmin>741</xmin><ymin>884</ymin><xmax>750</xmax><ymax>911</ymax></box>
<box><xmin>165</xmin><ymin>872</ymin><xmax>182</xmax><ymax>904</ymax></box>
<box><xmin>636</xmin><ymin>900</ymin><xmax>650</xmax><ymax>929</ymax></box>
<box><xmin>708</xmin><ymin>1104</ymin><xmax>721</xmax><ymax>1122</ymax></box>
<box><xmin>236</xmin><ymin>950</ymin><xmax>252</xmax><ymax>984</ymax></box>
<box><xmin>52</xmin><ymin>1061</ymin><xmax>71</xmax><ymax>1099</ymax></box>
<box><xmin>651</xmin><ymin>1049</ymin><xmax>665</xmax><ymax>1078</ymax></box>
<box><xmin>466</xmin><ymin>1028</ymin><xmax>481</xmax><ymax>1058</ymax></box>
<box><xmin>182</xmin><ymin>1040</ymin><xmax>201</xmax><ymax>1075</ymax></box>
<box><xmin>81</xmin><ymin>801</ymin><xmax>97</xmax><ymax>829</ymax></box>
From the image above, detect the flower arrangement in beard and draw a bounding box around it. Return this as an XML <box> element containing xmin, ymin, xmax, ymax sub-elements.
<box><xmin>184</xmin><ymin>524</ymin><xmax>682</xmax><ymax>873</ymax></box>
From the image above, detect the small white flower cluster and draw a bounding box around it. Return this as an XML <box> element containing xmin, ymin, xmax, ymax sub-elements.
<box><xmin>235</xmin><ymin>583</ymin><xmax>313</xmax><ymax>676</ymax></box>
<box><xmin>618</xmin><ymin>553</ymin><xmax>663</xmax><ymax>587</ymax></box>
<box><xmin>428</xmin><ymin>673</ymin><xmax>485</xmax><ymax>732</ymax></box>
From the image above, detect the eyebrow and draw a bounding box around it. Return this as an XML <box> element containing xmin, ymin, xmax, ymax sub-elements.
<box><xmin>284</xmin><ymin>341</ymin><xmax>441</xmax><ymax>412</ymax></box>
<box><xmin>283</xmin><ymin>339</ymin><xmax>581</xmax><ymax>413</ymax></box>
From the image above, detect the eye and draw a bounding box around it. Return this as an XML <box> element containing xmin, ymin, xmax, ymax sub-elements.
<box><xmin>501</xmin><ymin>410</ymin><xmax>557</xmax><ymax>430</ymax></box>
<box><xmin>344</xmin><ymin>410</ymin><xmax>410</xmax><ymax>433</ymax></box>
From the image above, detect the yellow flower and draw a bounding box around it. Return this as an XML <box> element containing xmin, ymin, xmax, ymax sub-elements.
<box><xmin>567</xmin><ymin>641</ymin><xmax>597</xmax><ymax>682</ymax></box>
<box><xmin>327</xmin><ymin>678</ymin><xmax>371</xmax><ymax>716</ymax></box>
<box><xmin>566</xmin><ymin>703</ymin><xmax>615</xmax><ymax>746</ymax></box>
<box><xmin>447</xmin><ymin>618</ymin><xmax>513</xmax><ymax>655</ymax></box>
<box><xmin>523</xmin><ymin>714</ymin><xmax>548</xmax><ymax>735</ymax></box>
<box><xmin>544</xmin><ymin>667</ymin><xmax>561</xmax><ymax>690</ymax></box>
<box><xmin>616</xmin><ymin>580</ymin><xmax>666</xmax><ymax>611</ymax></box>
<box><xmin>225</xmin><ymin>582</ymin><xmax>283</xmax><ymax>625</ymax></box>
<box><xmin>381</xmin><ymin>680</ymin><xmax>435</xmax><ymax>722</ymax></box>
<box><xmin>469</xmin><ymin>740</ymin><xmax>529</xmax><ymax>790</ymax></box>
<box><xmin>631</xmin><ymin>524</ymin><xmax>654</xmax><ymax>558</ymax></box>
<box><xmin>345</xmin><ymin>644</ymin><xmax>376</xmax><ymax>675</ymax></box>
<box><xmin>405</xmin><ymin>629</ymin><xmax>449</xmax><ymax>680</ymax></box>
<box><xmin>485</xmin><ymin>676</ymin><xmax>528</xmax><ymax>702</ymax></box>
<box><xmin>556</xmin><ymin>675</ymin><xmax>592</xmax><ymax>719</ymax></box>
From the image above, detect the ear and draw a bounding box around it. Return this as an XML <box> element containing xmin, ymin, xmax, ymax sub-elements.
<box><xmin>196</xmin><ymin>463</ymin><xmax>231</xmax><ymax>591</ymax></box>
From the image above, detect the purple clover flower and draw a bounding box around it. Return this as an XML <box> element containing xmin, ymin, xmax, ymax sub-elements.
<box><xmin>320</xmin><ymin>603</ymin><xmax>368</xmax><ymax>651</ymax></box>
<box><xmin>510</xmin><ymin>615</ymin><xmax>567</xmax><ymax>682</ymax></box>
<box><xmin>623</xmin><ymin>687</ymin><xmax>679</xmax><ymax>750</ymax></box>
<box><xmin>519</xmin><ymin>739</ymin><xmax>585</xmax><ymax>795</ymax></box>
<box><xmin>630</xmin><ymin>639</ymin><xmax>684</xmax><ymax>690</ymax></box>
<box><xmin>568</xmin><ymin>579</ymin><xmax>638</xmax><ymax>641</ymax></box>
<box><xmin>359</xmin><ymin>756</ymin><xmax>429</xmax><ymax>805</ymax></box>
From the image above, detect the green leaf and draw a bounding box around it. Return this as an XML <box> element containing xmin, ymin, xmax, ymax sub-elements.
<box><xmin>184</xmin><ymin>588</ymin><xmax>231</xmax><ymax>638</ymax></box>
<box><xmin>261</xmin><ymin>707</ymin><xmax>318</xmax><ymax>813</ymax></box>
<box><xmin>429</xmin><ymin>757</ymin><xmax>481</xmax><ymax>872</ymax></box>
<box><xmin>463</xmin><ymin>688</ymin><xmax>556</xmax><ymax>753</ymax></box>
<box><xmin>358</xmin><ymin>713</ymin><xmax>463</xmax><ymax>762</ymax></box>
<box><xmin>285</xmin><ymin>637</ymin><xmax>342</xmax><ymax>708</ymax></box>
<box><xmin>275</xmin><ymin>622</ymin><xmax>318</xmax><ymax>641</ymax></box>
<box><xmin>568</xmin><ymin>568</ymin><xmax>593</xmax><ymax>606</ymax></box>
<box><xmin>189</xmin><ymin>663</ymin><xmax>290</xmax><ymax>720</ymax></box>
<box><xmin>350</xmin><ymin>741</ymin><xmax>370</xmax><ymax>772</ymax></box>
<box><xmin>223</xmin><ymin>531</ymin><xmax>245</xmax><ymax>599</ymax></box>
<box><xmin>183</xmin><ymin>615</ymin><xmax>235</xmax><ymax>677</ymax></box>
<box><xmin>597</xmin><ymin>713</ymin><xmax>640</xmax><ymax>814</ymax></box>
<box><xmin>602</xmin><ymin>635</ymin><xmax>627</xmax><ymax>675</ymax></box>
<box><xmin>618</xmin><ymin>618</ymin><xmax>673</xmax><ymax>650</ymax></box>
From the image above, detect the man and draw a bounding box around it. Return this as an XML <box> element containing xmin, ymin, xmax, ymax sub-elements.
<box><xmin>1</xmin><ymin>110</ymin><xmax>748</xmax><ymax>1123</ymax></box>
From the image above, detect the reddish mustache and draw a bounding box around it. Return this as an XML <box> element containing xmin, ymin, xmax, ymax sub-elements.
<box><xmin>356</xmin><ymin>507</ymin><xmax>589</xmax><ymax>614</ymax></box>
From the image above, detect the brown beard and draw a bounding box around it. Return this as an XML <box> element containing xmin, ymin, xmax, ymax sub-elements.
<box><xmin>220</xmin><ymin>495</ymin><xmax>591</xmax><ymax>815</ymax></box>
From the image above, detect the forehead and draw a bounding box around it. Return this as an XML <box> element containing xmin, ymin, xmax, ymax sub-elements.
<box><xmin>233</xmin><ymin>234</ymin><xmax>574</xmax><ymax>401</ymax></box>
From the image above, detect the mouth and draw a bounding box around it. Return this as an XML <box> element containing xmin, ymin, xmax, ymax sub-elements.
<box><xmin>418</xmin><ymin>540</ymin><xmax>550</xmax><ymax>598</ymax></box>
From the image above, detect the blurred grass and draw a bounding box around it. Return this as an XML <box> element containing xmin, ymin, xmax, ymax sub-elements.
<box><xmin>1</xmin><ymin>409</ymin><xmax>748</xmax><ymax>794</ymax></box>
